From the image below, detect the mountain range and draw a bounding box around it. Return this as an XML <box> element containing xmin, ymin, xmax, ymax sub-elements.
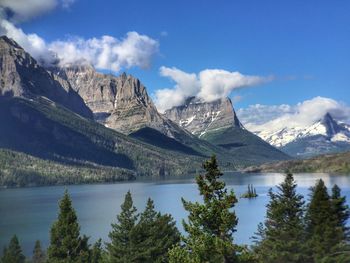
<box><xmin>254</xmin><ymin>113</ymin><xmax>350</xmax><ymax>157</ymax></box>
<box><xmin>0</xmin><ymin>35</ymin><xmax>289</xmax><ymax>186</ymax></box>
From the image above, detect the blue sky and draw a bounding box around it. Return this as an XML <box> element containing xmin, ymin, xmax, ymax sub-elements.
<box><xmin>2</xmin><ymin>0</ymin><xmax>350</xmax><ymax>111</ymax></box>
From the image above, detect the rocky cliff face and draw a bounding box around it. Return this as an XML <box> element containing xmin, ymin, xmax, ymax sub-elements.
<box><xmin>0</xmin><ymin>36</ymin><xmax>92</xmax><ymax>119</ymax></box>
<box><xmin>164</xmin><ymin>97</ymin><xmax>243</xmax><ymax>137</ymax></box>
<box><xmin>53</xmin><ymin>65</ymin><xmax>183</xmax><ymax>136</ymax></box>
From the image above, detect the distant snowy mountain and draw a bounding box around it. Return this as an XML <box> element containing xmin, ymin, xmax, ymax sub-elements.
<box><xmin>255</xmin><ymin>113</ymin><xmax>350</xmax><ymax>157</ymax></box>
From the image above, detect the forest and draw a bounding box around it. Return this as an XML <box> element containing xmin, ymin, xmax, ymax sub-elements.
<box><xmin>1</xmin><ymin>156</ymin><xmax>350</xmax><ymax>263</ymax></box>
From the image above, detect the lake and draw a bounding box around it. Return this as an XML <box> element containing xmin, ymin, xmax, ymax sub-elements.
<box><xmin>1</xmin><ymin>172</ymin><xmax>350</xmax><ymax>256</ymax></box>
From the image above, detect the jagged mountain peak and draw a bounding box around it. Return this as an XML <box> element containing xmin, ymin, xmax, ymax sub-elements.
<box><xmin>51</xmin><ymin>64</ymin><xmax>181</xmax><ymax>135</ymax></box>
<box><xmin>254</xmin><ymin>112</ymin><xmax>350</xmax><ymax>157</ymax></box>
<box><xmin>165</xmin><ymin>96</ymin><xmax>243</xmax><ymax>137</ymax></box>
<box><xmin>0</xmin><ymin>36</ymin><xmax>92</xmax><ymax>118</ymax></box>
<box><xmin>0</xmin><ymin>35</ymin><xmax>23</xmax><ymax>50</ymax></box>
<box><xmin>319</xmin><ymin>112</ymin><xmax>342</xmax><ymax>137</ymax></box>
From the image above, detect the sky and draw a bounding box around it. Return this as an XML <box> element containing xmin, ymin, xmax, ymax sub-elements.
<box><xmin>1</xmin><ymin>0</ymin><xmax>349</xmax><ymax>128</ymax></box>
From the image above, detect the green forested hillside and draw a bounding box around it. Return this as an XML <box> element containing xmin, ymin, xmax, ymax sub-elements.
<box><xmin>201</xmin><ymin>126</ymin><xmax>290</xmax><ymax>166</ymax></box>
<box><xmin>0</xmin><ymin>96</ymin><xmax>293</xmax><ymax>187</ymax></box>
<box><xmin>0</xmin><ymin>149</ymin><xmax>135</xmax><ymax>187</ymax></box>
<box><xmin>245</xmin><ymin>151</ymin><xmax>350</xmax><ymax>174</ymax></box>
<box><xmin>0</xmin><ymin>97</ymin><xmax>205</xmax><ymax>182</ymax></box>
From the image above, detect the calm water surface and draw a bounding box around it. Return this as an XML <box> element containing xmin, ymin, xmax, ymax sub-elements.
<box><xmin>1</xmin><ymin>172</ymin><xmax>350</xmax><ymax>256</ymax></box>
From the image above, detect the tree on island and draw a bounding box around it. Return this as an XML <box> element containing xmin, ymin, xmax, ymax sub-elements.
<box><xmin>32</xmin><ymin>240</ymin><xmax>46</xmax><ymax>263</ymax></box>
<box><xmin>169</xmin><ymin>155</ymin><xmax>240</xmax><ymax>263</ymax></box>
<box><xmin>47</xmin><ymin>190</ymin><xmax>90</xmax><ymax>262</ymax></box>
<box><xmin>1</xmin><ymin>235</ymin><xmax>25</xmax><ymax>263</ymax></box>
<box><xmin>253</xmin><ymin>173</ymin><xmax>306</xmax><ymax>263</ymax></box>
<box><xmin>241</xmin><ymin>184</ymin><xmax>258</xmax><ymax>198</ymax></box>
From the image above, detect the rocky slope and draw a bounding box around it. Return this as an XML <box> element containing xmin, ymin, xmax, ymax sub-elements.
<box><xmin>0</xmin><ymin>36</ymin><xmax>92</xmax><ymax>119</ymax></box>
<box><xmin>0</xmin><ymin>35</ymin><xmax>290</xmax><ymax>177</ymax></box>
<box><xmin>165</xmin><ymin>97</ymin><xmax>290</xmax><ymax>164</ymax></box>
<box><xmin>50</xmin><ymin>64</ymin><xmax>230</xmax><ymax>160</ymax></box>
<box><xmin>52</xmin><ymin>65</ymin><xmax>183</xmax><ymax>136</ymax></box>
<box><xmin>165</xmin><ymin>97</ymin><xmax>243</xmax><ymax>137</ymax></box>
<box><xmin>255</xmin><ymin>113</ymin><xmax>350</xmax><ymax>157</ymax></box>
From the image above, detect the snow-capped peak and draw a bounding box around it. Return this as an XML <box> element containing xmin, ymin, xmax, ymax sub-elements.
<box><xmin>256</xmin><ymin>113</ymin><xmax>350</xmax><ymax>147</ymax></box>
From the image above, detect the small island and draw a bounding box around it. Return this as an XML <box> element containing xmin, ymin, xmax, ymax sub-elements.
<box><xmin>241</xmin><ymin>184</ymin><xmax>258</xmax><ymax>198</ymax></box>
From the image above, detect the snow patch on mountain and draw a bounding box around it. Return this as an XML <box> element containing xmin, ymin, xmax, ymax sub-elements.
<box><xmin>255</xmin><ymin>113</ymin><xmax>350</xmax><ymax>148</ymax></box>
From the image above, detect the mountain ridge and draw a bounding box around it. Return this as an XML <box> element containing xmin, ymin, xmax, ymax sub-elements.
<box><xmin>0</xmin><ymin>35</ymin><xmax>92</xmax><ymax>119</ymax></box>
<box><xmin>164</xmin><ymin>96</ymin><xmax>290</xmax><ymax>163</ymax></box>
<box><xmin>255</xmin><ymin>112</ymin><xmax>350</xmax><ymax>157</ymax></box>
<box><xmin>0</xmin><ymin>35</ymin><xmax>291</xmax><ymax>187</ymax></box>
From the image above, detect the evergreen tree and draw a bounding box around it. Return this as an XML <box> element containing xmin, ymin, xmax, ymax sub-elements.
<box><xmin>134</xmin><ymin>198</ymin><xmax>180</xmax><ymax>262</ymax></box>
<box><xmin>169</xmin><ymin>155</ymin><xmax>239</xmax><ymax>263</ymax></box>
<box><xmin>106</xmin><ymin>190</ymin><xmax>138</xmax><ymax>262</ymax></box>
<box><xmin>331</xmin><ymin>184</ymin><xmax>350</xmax><ymax>240</ymax></box>
<box><xmin>1</xmin><ymin>235</ymin><xmax>25</xmax><ymax>263</ymax></box>
<box><xmin>253</xmin><ymin>173</ymin><xmax>306</xmax><ymax>263</ymax></box>
<box><xmin>32</xmin><ymin>240</ymin><xmax>46</xmax><ymax>263</ymax></box>
<box><xmin>91</xmin><ymin>239</ymin><xmax>103</xmax><ymax>263</ymax></box>
<box><xmin>47</xmin><ymin>190</ymin><xmax>90</xmax><ymax>262</ymax></box>
<box><xmin>305</xmin><ymin>179</ymin><xmax>343</xmax><ymax>262</ymax></box>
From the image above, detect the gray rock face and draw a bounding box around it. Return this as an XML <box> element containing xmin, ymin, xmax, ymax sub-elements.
<box><xmin>0</xmin><ymin>36</ymin><xmax>92</xmax><ymax>119</ymax></box>
<box><xmin>53</xmin><ymin>65</ymin><xmax>183</xmax><ymax>136</ymax></box>
<box><xmin>164</xmin><ymin>96</ymin><xmax>243</xmax><ymax>137</ymax></box>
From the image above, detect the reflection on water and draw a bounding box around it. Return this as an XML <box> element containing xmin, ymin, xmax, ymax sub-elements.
<box><xmin>0</xmin><ymin>172</ymin><xmax>349</xmax><ymax>256</ymax></box>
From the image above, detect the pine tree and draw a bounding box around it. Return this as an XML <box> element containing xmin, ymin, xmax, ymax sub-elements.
<box><xmin>305</xmin><ymin>179</ymin><xmax>344</xmax><ymax>262</ymax></box>
<box><xmin>331</xmin><ymin>184</ymin><xmax>350</xmax><ymax>240</ymax></box>
<box><xmin>106</xmin><ymin>190</ymin><xmax>138</xmax><ymax>262</ymax></box>
<box><xmin>32</xmin><ymin>240</ymin><xmax>46</xmax><ymax>263</ymax></box>
<box><xmin>253</xmin><ymin>173</ymin><xmax>306</xmax><ymax>263</ymax></box>
<box><xmin>1</xmin><ymin>235</ymin><xmax>25</xmax><ymax>263</ymax></box>
<box><xmin>169</xmin><ymin>155</ymin><xmax>239</xmax><ymax>263</ymax></box>
<box><xmin>47</xmin><ymin>190</ymin><xmax>90</xmax><ymax>262</ymax></box>
<box><xmin>91</xmin><ymin>239</ymin><xmax>103</xmax><ymax>263</ymax></box>
<box><xmin>134</xmin><ymin>198</ymin><xmax>180</xmax><ymax>262</ymax></box>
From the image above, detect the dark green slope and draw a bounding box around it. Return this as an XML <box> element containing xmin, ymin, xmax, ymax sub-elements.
<box><xmin>0</xmin><ymin>97</ymin><xmax>204</xmax><ymax>179</ymax></box>
<box><xmin>130</xmin><ymin>127</ymin><xmax>204</xmax><ymax>156</ymax></box>
<box><xmin>0</xmin><ymin>149</ymin><xmax>135</xmax><ymax>187</ymax></box>
<box><xmin>201</xmin><ymin>126</ymin><xmax>291</xmax><ymax>166</ymax></box>
<box><xmin>0</xmin><ymin>97</ymin><xmax>133</xmax><ymax>169</ymax></box>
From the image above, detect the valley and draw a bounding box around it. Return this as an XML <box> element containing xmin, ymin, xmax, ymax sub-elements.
<box><xmin>0</xmin><ymin>36</ymin><xmax>291</xmax><ymax>187</ymax></box>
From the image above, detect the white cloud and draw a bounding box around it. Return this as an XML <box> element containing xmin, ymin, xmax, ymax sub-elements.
<box><xmin>0</xmin><ymin>0</ymin><xmax>74</xmax><ymax>22</ymax></box>
<box><xmin>0</xmin><ymin>19</ymin><xmax>58</xmax><ymax>65</ymax></box>
<box><xmin>0</xmin><ymin>1</ymin><xmax>159</xmax><ymax>71</ymax></box>
<box><xmin>49</xmin><ymin>32</ymin><xmax>159</xmax><ymax>71</ymax></box>
<box><xmin>237</xmin><ymin>97</ymin><xmax>350</xmax><ymax>133</ymax></box>
<box><xmin>154</xmin><ymin>66</ymin><xmax>271</xmax><ymax>112</ymax></box>
<box><xmin>154</xmin><ymin>67</ymin><xmax>200</xmax><ymax>112</ymax></box>
<box><xmin>198</xmin><ymin>69</ymin><xmax>272</xmax><ymax>102</ymax></box>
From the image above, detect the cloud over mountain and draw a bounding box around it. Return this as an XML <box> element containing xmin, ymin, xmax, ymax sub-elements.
<box><xmin>0</xmin><ymin>0</ymin><xmax>58</xmax><ymax>22</ymax></box>
<box><xmin>237</xmin><ymin>96</ymin><xmax>350</xmax><ymax>133</ymax></box>
<box><xmin>0</xmin><ymin>0</ymin><xmax>158</xmax><ymax>71</ymax></box>
<box><xmin>155</xmin><ymin>66</ymin><xmax>271</xmax><ymax>112</ymax></box>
